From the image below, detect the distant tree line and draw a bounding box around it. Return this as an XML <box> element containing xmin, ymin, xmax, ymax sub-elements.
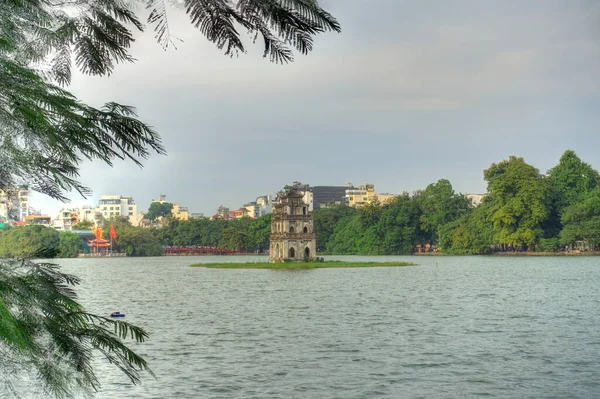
<box><xmin>1</xmin><ymin>150</ymin><xmax>597</xmax><ymax>257</ymax></box>
<box><xmin>0</xmin><ymin>225</ymin><xmax>82</xmax><ymax>258</ymax></box>
<box><xmin>317</xmin><ymin>150</ymin><xmax>600</xmax><ymax>254</ymax></box>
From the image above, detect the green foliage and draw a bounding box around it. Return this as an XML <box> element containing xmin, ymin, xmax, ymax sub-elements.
<box><xmin>0</xmin><ymin>259</ymin><xmax>151</xmax><ymax>396</ymax></box>
<box><xmin>57</xmin><ymin>231</ymin><xmax>83</xmax><ymax>258</ymax></box>
<box><xmin>559</xmin><ymin>187</ymin><xmax>600</xmax><ymax>248</ymax></box>
<box><xmin>549</xmin><ymin>150</ymin><xmax>600</xmax><ymax>211</ymax></box>
<box><xmin>110</xmin><ymin>226</ymin><xmax>163</xmax><ymax>257</ymax></box>
<box><xmin>248</xmin><ymin>214</ymin><xmax>272</xmax><ymax>252</ymax></box>
<box><xmin>538</xmin><ymin>237</ymin><xmax>561</xmax><ymax>252</ymax></box>
<box><xmin>376</xmin><ymin>193</ymin><xmax>422</xmax><ymax>255</ymax></box>
<box><xmin>152</xmin><ymin>214</ymin><xmax>272</xmax><ymax>253</ymax></box>
<box><xmin>72</xmin><ymin>219</ymin><xmax>93</xmax><ymax>230</ymax></box>
<box><xmin>312</xmin><ymin>204</ymin><xmax>356</xmax><ymax>252</ymax></box>
<box><xmin>484</xmin><ymin>156</ymin><xmax>551</xmax><ymax>249</ymax></box>
<box><xmin>0</xmin><ymin>225</ymin><xmax>60</xmax><ymax>258</ymax></box>
<box><xmin>145</xmin><ymin>202</ymin><xmax>174</xmax><ymax>221</ymax></box>
<box><xmin>415</xmin><ymin>179</ymin><xmax>471</xmax><ymax>243</ymax></box>
<box><xmin>438</xmin><ymin>203</ymin><xmax>494</xmax><ymax>255</ymax></box>
<box><xmin>326</xmin><ymin>216</ymin><xmax>362</xmax><ymax>255</ymax></box>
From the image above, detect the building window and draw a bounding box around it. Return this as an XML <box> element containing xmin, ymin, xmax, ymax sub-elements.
<box><xmin>129</xmin><ymin>212</ymin><xmax>133</xmax><ymax>216</ymax></box>
<box><xmin>289</xmin><ymin>226</ymin><xmax>295</xmax><ymax>233</ymax></box>
<box><xmin>303</xmin><ymin>226</ymin><xmax>308</xmax><ymax>234</ymax></box>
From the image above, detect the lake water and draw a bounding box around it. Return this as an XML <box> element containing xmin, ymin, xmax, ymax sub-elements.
<box><xmin>13</xmin><ymin>256</ymin><xmax>600</xmax><ymax>398</ymax></box>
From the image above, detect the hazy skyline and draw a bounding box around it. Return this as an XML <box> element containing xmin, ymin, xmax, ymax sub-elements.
<box><xmin>31</xmin><ymin>0</ymin><xmax>600</xmax><ymax>216</ymax></box>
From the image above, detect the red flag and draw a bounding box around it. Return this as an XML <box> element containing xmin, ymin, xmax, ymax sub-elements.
<box><xmin>109</xmin><ymin>224</ymin><xmax>117</xmax><ymax>239</ymax></box>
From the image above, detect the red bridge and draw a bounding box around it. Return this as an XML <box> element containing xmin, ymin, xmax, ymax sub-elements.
<box><xmin>164</xmin><ymin>246</ymin><xmax>236</xmax><ymax>256</ymax></box>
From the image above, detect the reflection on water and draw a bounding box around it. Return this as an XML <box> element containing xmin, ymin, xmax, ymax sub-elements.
<box><xmin>14</xmin><ymin>256</ymin><xmax>600</xmax><ymax>398</ymax></box>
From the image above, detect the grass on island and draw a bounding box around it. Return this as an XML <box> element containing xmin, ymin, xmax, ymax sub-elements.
<box><xmin>190</xmin><ymin>260</ymin><xmax>416</xmax><ymax>269</ymax></box>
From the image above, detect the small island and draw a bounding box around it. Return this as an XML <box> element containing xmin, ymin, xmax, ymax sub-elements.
<box><xmin>190</xmin><ymin>260</ymin><xmax>416</xmax><ymax>269</ymax></box>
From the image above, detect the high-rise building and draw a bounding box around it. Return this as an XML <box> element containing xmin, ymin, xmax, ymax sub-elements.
<box><xmin>98</xmin><ymin>195</ymin><xmax>137</xmax><ymax>219</ymax></box>
<box><xmin>312</xmin><ymin>185</ymin><xmax>352</xmax><ymax>209</ymax></box>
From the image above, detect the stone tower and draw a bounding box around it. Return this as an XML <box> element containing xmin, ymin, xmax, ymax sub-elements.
<box><xmin>269</xmin><ymin>191</ymin><xmax>316</xmax><ymax>262</ymax></box>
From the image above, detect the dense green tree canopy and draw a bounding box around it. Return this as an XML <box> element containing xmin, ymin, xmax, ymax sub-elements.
<box><xmin>560</xmin><ymin>187</ymin><xmax>600</xmax><ymax>247</ymax></box>
<box><xmin>145</xmin><ymin>202</ymin><xmax>174</xmax><ymax>221</ymax></box>
<box><xmin>56</xmin><ymin>231</ymin><xmax>83</xmax><ymax>258</ymax></box>
<box><xmin>484</xmin><ymin>156</ymin><xmax>551</xmax><ymax>249</ymax></box>
<box><xmin>312</xmin><ymin>204</ymin><xmax>356</xmax><ymax>252</ymax></box>
<box><xmin>549</xmin><ymin>150</ymin><xmax>600</xmax><ymax>211</ymax></box>
<box><xmin>0</xmin><ymin>225</ymin><xmax>60</xmax><ymax>258</ymax></box>
<box><xmin>415</xmin><ymin>179</ymin><xmax>471</xmax><ymax>243</ymax></box>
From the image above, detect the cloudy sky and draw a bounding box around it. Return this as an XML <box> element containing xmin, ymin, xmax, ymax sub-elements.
<box><xmin>32</xmin><ymin>0</ymin><xmax>600</xmax><ymax>216</ymax></box>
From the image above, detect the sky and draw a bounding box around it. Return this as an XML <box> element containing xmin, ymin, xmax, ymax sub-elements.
<box><xmin>31</xmin><ymin>0</ymin><xmax>600</xmax><ymax>216</ymax></box>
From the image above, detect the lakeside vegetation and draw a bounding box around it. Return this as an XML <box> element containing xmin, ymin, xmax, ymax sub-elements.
<box><xmin>191</xmin><ymin>260</ymin><xmax>416</xmax><ymax>269</ymax></box>
<box><xmin>1</xmin><ymin>150</ymin><xmax>598</xmax><ymax>258</ymax></box>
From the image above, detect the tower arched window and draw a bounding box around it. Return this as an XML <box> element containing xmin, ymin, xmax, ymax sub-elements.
<box><xmin>289</xmin><ymin>226</ymin><xmax>295</xmax><ymax>233</ymax></box>
<box><xmin>303</xmin><ymin>226</ymin><xmax>308</xmax><ymax>234</ymax></box>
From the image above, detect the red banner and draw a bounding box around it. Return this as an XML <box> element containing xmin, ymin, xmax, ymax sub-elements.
<box><xmin>109</xmin><ymin>224</ymin><xmax>117</xmax><ymax>239</ymax></box>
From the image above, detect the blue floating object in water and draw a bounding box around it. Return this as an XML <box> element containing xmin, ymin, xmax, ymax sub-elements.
<box><xmin>110</xmin><ymin>312</ymin><xmax>125</xmax><ymax>318</ymax></box>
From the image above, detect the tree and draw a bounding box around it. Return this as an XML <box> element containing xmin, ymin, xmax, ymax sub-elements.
<box><xmin>438</xmin><ymin>202</ymin><xmax>494</xmax><ymax>255</ymax></box>
<box><xmin>416</xmin><ymin>179</ymin><xmax>471</xmax><ymax>243</ymax></box>
<box><xmin>111</xmin><ymin>226</ymin><xmax>164</xmax><ymax>257</ymax></box>
<box><xmin>549</xmin><ymin>150</ymin><xmax>600</xmax><ymax>211</ymax></box>
<box><xmin>247</xmin><ymin>214</ymin><xmax>272</xmax><ymax>253</ymax></box>
<box><xmin>0</xmin><ymin>225</ymin><xmax>60</xmax><ymax>258</ymax></box>
<box><xmin>57</xmin><ymin>231</ymin><xmax>83</xmax><ymax>258</ymax></box>
<box><xmin>1</xmin><ymin>0</ymin><xmax>340</xmax><ymax>198</ymax></box>
<box><xmin>72</xmin><ymin>220</ymin><xmax>94</xmax><ymax>230</ymax></box>
<box><xmin>313</xmin><ymin>204</ymin><xmax>356</xmax><ymax>252</ymax></box>
<box><xmin>484</xmin><ymin>156</ymin><xmax>551</xmax><ymax>250</ymax></box>
<box><xmin>0</xmin><ymin>259</ymin><xmax>151</xmax><ymax>397</ymax></box>
<box><xmin>2</xmin><ymin>1</ymin><xmax>340</xmax><ymax>396</ymax></box>
<box><xmin>544</xmin><ymin>151</ymin><xmax>600</xmax><ymax>241</ymax></box>
<box><xmin>560</xmin><ymin>187</ymin><xmax>600</xmax><ymax>249</ymax></box>
<box><xmin>145</xmin><ymin>202</ymin><xmax>174</xmax><ymax>221</ymax></box>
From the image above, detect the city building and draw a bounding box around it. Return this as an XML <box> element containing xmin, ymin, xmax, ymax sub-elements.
<box><xmin>244</xmin><ymin>202</ymin><xmax>260</xmax><ymax>218</ymax></box>
<box><xmin>301</xmin><ymin>184</ymin><xmax>351</xmax><ymax>209</ymax></box>
<box><xmin>0</xmin><ymin>185</ymin><xmax>29</xmax><ymax>223</ymax></box>
<box><xmin>230</xmin><ymin>207</ymin><xmax>252</xmax><ymax>219</ymax></box>
<box><xmin>269</xmin><ymin>190</ymin><xmax>316</xmax><ymax>262</ymax></box>
<box><xmin>345</xmin><ymin>183</ymin><xmax>398</xmax><ymax>207</ymax></box>
<box><xmin>465</xmin><ymin>193</ymin><xmax>486</xmax><ymax>207</ymax></box>
<box><xmin>98</xmin><ymin>195</ymin><xmax>137</xmax><ymax>219</ymax></box>
<box><xmin>52</xmin><ymin>208</ymin><xmax>79</xmax><ymax>230</ymax></box>
<box><xmin>78</xmin><ymin>206</ymin><xmax>102</xmax><ymax>226</ymax></box>
<box><xmin>345</xmin><ymin>183</ymin><xmax>376</xmax><ymax>207</ymax></box>
<box><xmin>24</xmin><ymin>214</ymin><xmax>51</xmax><ymax>226</ymax></box>
<box><xmin>211</xmin><ymin>205</ymin><xmax>230</xmax><ymax>220</ymax></box>
<box><xmin>256</xmin><ymin>195</ymin><xmax>274</xmax><ymax>216</ymax></box>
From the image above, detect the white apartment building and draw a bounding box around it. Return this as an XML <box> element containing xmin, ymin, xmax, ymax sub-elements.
<box><xmin>98</xmin><ymin>195</ymin><xmax>137</xmax><ymax>219</ymax></box>
<box><xmin>256</xmin><ymin>195</ymin><xmax>274</xmax><ymax>216</ymax></box>
<box><xmin>52</xmin><ymin>208</ymin><xmax>79</xmax><ymax>231</ymax></box>
<box><xmin>0</xmin><ymin>186</ymin><xmax>30</xmax><ymax>222</ymax></box>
